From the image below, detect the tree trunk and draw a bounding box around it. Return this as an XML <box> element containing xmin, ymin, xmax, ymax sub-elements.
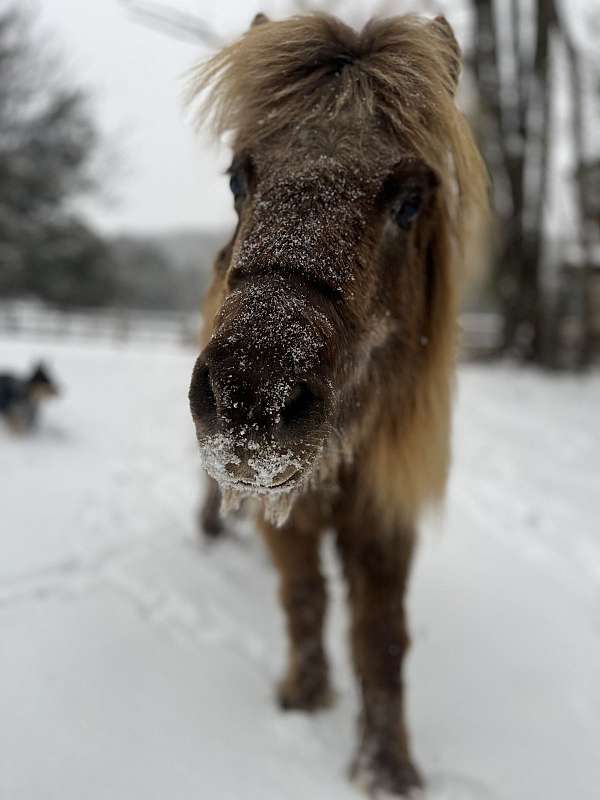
<box><xmin>520</xmin><ymin>0</ymin><xmax>556</xmax><ymax>363</ymax></box>
<box><xmin>559</xmin><ymin>10</ymin><xmax>595</xmax><ymax>369</ymax></box>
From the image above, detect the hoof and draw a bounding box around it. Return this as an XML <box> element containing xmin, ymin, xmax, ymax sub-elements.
<box><xmin>351</xmin><ymin>743</ymin><xmax>423</xmax><ymax>798</ymax></box>
<box><xmin>277</xmin><ymin>672</ymin><xmax>334</xmax><ymax>712</ymax></box>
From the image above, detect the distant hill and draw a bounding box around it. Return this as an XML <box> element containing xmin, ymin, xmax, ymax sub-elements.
<box><xmin>109</xmin><ymin>228</ymin><xmax>229</xmax><ymax>311</ymax></box>
<box><xmin>151</xmin><ymin>229</ymin><xmax>229</xmax><ymax>274</ymax></box>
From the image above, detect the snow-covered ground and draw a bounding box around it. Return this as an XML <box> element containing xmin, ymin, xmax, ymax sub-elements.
<box><xmin>1</xmin><ymin>335</ymin><xmax>599</xmax><ymax>800</ymax></box>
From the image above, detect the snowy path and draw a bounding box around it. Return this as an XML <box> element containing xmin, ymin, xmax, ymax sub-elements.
<box><xmin>1</xmin><ymin>336</ymin><xmax>599</xmax><ymax>800</ymax></box>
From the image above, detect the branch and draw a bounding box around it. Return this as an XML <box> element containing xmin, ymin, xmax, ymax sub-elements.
<box><xmin>120</xmin><ymin>1</ymin><xmax>224</xmax><ymax>48</ymax></box>
<box><xmin>292</xmin><ymin>0</ymin><xmax>344</xmax><ymax>12</ymax></box>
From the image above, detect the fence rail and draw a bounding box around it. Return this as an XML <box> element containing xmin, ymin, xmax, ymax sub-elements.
<box><xmin>0</xmin><ymin>301</ymin><xmax>502</xmax><ymax>357</ymax></box>
<box><xmin>0</xmin><ymin>302</ymin><xmax>202</xmax><ymax>347</ymax></box>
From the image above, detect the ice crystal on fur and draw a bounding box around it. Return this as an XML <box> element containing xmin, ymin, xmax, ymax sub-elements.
<box><xmin>196</xmin><ymin>428</ymin><xmax>312</xmax><ymax>527</ymax></box>
<box><xmin>220</xmin><ymin>486</ymin><xmax>243</xmax><ymax>515</ymax></box>
<box><xmin>196</xmin><ymin>432</ymin><xmax>241</xmax><ymax>486</ymax></box>
<box><xmin>213</xmin><ymin>275</ymin><xmax>331</xmax><ymax>422</ymax></box>
<box><xmin>235</xmin><ymin>156</ymin><xmax>368</xmax><ymax>294</ymax></box>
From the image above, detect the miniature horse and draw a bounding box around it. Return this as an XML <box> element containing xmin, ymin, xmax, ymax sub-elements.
<box><xmin>188</xmin><ymin>12</ymin><xmax>486</xmax><ymax>797</ymax></box>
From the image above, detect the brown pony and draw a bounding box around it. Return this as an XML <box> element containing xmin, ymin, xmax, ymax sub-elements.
<box><xmin>188</xmin><ymin>12</ymin><xmax>487</xmax><ymax>797</ymax></box>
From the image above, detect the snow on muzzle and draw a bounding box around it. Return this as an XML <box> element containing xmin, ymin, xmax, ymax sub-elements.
<box><xmin>189</xmin><ymin>363</ymin><xmax>325</xmax><ymax>492</ymax></box>
<box><xmin>188</xmin><ymin>278</ymin><xmax>334</xmax><ymax>513</ymax></box>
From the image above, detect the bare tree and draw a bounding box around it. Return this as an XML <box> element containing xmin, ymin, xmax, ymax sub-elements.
<box><xmin>119</xmin><ymin>0</ymin><xmax>223</xmax><ymax>47</ymax></box>
<box><xmin>0</xmin><ymin>4</ymin><xmax>113</xmax><ymax>307</ymax></box>
<box><xmin>471</xmin><ymin>0</ymin><xmax>599</xmax><ymax>367</ymax></box>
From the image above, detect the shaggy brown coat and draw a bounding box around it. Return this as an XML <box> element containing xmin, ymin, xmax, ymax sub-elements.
<box><xmin>188</xmin><ymin>12</ymin><xmax>487</xmax><ymax>797</ymax></box>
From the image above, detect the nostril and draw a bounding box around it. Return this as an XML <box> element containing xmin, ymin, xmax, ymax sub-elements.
<box><xmin>281</xmin><ymin>382</ymin><xmax>320</xmax><ymax>429</ymax></box>
<box><xmin>189</xmin><ymin>359</ymin><xmax>217</xmax><ymax>421</ymax></box>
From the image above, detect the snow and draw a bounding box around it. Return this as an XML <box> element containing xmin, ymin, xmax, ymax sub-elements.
<box><xmin>1</xmin><ymin>334</ymin><xmax>599</xmax><ymax>800</ymax></box>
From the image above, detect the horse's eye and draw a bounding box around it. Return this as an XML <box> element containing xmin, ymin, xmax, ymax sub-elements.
<box><xmin>394</xmin><ymin>192</ymin><xmax>423</xmax><ymax>230</ymax></box>
<box><xmin>229</xmin><ymin>171</ymin><xmax>247</xmax><ymax>202</ymax></box>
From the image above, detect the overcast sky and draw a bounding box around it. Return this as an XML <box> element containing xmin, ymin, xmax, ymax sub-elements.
<box><xmin>37</xmin><ymin>0</ymin><xmax>264</xmax><ymax>234</ymax></box>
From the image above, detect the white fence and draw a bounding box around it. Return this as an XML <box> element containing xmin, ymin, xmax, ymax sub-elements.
<box><xmin>459</xmin><ymin>311</ymin><xmax>503</xmax><ymax>356</ymax></box>
<box><xmin>0</xmin><ymin>300</ymin><xmax>502</xmax><ymax>356</ymax></box>
<box><xmin>0</xmin><ymin>301</ymin><xmax>202</xmax><ymax>347</ymax></box>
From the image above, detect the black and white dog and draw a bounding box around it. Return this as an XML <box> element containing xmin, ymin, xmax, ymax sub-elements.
<box><xmin>0</xmin><ymin>362</ymin><xmax>60</xmax><ymax>432</ymax></box>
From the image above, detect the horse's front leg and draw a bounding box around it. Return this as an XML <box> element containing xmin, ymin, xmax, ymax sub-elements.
<box><xmin>198</xmin><ymin>475</ymin><xmax>226</xmax><ymax>539</ymax></box>
<box><xmin>260</xmin><ymin>512</ymin><xmax>332</xmax><ymax>712</ymax></box>
<box><xmin>337</xmin><ymin>520</ymin><xmax>422</xmax><ymax>798</ymax></box>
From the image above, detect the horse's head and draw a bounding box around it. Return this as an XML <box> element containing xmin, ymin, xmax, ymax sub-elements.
<box><xmin>189</xmin><ymin>14</ymin><xmax>486</xmax><ymax>524</ymax></box>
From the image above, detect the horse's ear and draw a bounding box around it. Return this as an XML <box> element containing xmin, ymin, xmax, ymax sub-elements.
<box><xmin>251</xmin><ymin>12</ymin><xmax>269</xmax><ymax>28</ymax></box>
<box><xmin>429</xmin><ymin>16</ymin><xmax>461</xmax><ymax>94</ymax></box>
